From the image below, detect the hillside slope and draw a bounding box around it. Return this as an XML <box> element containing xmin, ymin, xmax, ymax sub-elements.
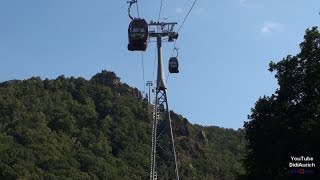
<box><xmin>0</xmin><ymin>70</ymin><xmax>245</xmax><ymax>179</ymax></box>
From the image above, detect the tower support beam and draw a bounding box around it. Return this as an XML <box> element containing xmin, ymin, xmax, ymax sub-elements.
<box><xmin>149</xmin><ymin>21</ymin><xmax>179</xmax><ymax>180</ymax></box>
<box><xmin>146</xmin><ymin>81</ymin><xmax>153</xmax><ymax>103</ymax></box>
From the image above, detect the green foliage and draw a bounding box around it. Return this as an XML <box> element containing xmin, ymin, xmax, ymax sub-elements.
<box><xmin>243</xmin><ymin>27</ymin><xmax>320</xmax><ymax>179</ymax></box>
<box><xmin>0</xmin><ymin>70</ymin><xmax>245</xmax><ymax>179</ymax></box>
<box><xmin>171</xmin><ymin>113</ymin><xmax>246</xmax><ymax>180</ymax></box>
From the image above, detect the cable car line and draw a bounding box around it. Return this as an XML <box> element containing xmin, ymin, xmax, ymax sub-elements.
<box><xmin>177</xmin><ymin>0</ymin><xmax>197</xmax><ymax>33</ymax></box>
<box><xmin>166</xmin><ymin>71</ymin><xmax>170</xmax><ymax>85</ymax></box>
<box><xmin>141</xmin><ymin>52</ymin><xmax>146</xmax><ymax>93</ymax></box>
<box><xmin>136</xmin><ymin>0</ymin><xmax>140</xmax><ymax>18</ymax></box>
<box><xmin>158</xmin><ymin>0</ymin><xmax>164</xmax><ymax>22</ymax></box>
<box><xmin>171</xmin><ymin>0</ymin><xmax>197</xmax><ymax>56</ymax></box>
<box><xmin>153</xmin><ymin>48</ymin><xmax>156</xmax><ymax>81</ymax></box>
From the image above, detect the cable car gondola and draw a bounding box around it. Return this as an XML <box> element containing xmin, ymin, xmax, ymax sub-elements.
<box><xmin>169</xmin><ymin>57</ymin><xmax>179</xmax><ymax>73</ymax></box>
<box><xmin>128</xmin><ymin>18</ymin><xmax>149</xmax><ymax>51</ymax></box>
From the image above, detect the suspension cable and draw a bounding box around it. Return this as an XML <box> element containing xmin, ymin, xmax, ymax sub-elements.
<box><xmin>172</xmin><ymin>0</ymin><xmax>197</xmax><ymax>56</ymax></box>
<box><xmin>166</xmin><ymin>71</ymin><xmax>170</xmax><ymax>85</ymax></box>
<box><xmin>177</xmin><ymin>0</ymin><xmax>197</xmax><ymax>33</ymax></box>
<box><xmin>141</xmin><ymin>52</ymin><xmax>146</xmax><ymax>93</ymax></box>
<box><xmin>136</xmin><ymin>0</ymin><xmax>140</xmax><ymax>18</ymax></box>
<box><xmin>152</xmin><ymin>48</ymin><xmax>156</xmax><ymax>81</ymax></box>
<box><xmin>158</xmin><ymin>0</ymin><xmax>164</xmax><ymax>22</ymax></box>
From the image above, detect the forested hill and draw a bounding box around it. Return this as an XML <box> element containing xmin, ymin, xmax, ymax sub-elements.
<box><xmin>0</xmin><ymin>70</ymin><xmax>245</xmax><ymax>179</ymax></box>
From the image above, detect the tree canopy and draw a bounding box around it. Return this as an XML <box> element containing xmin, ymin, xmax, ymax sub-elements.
<box><xmin>244</xmin><ymin>27</ymin><xmax>320</xmax><ymax>179</ymax></box>
<box><xmin>0</xmin><ymin>70</ymin><xmax>245</xmax><ymax>179</ymax></box>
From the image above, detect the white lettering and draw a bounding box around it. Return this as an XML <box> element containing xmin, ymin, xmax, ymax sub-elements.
<box><xmin>310</xmin><ymin>163</ymin><xmax>316</xmax><ymax>168</ymax></box>
<box><xmin>291</xmin><ymin>156</ymin><xmax>295</xmax><ymax>161</ymax></box>
<box><xmin>290</xmin><ymin>156</ymin><xmax>314</xmax><ymax>161</ymax></box>
<box><xmin>303</xmin><ymin>156</ymin><xmax>313</xmax><ymax>161</ymax></box>
<box><xmin>289</xmin><ymin>162</ymin><xmax>316</xmax><ymax>168</ymax></box>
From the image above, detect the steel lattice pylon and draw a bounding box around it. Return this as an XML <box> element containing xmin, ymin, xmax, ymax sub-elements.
<box><xmin>149</xmin><ymin>23</ymin><xmax>179</xmax><ymax>180</ymax></box>
<box><xmin>150</xmin><ymin>89</ymin><xmax>179</xmax><ymax>180</ymax></box>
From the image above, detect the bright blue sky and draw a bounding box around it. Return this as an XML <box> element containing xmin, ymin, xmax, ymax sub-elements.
<box><xmin>1</xmin><ymin>0</ymin><xmax>320</xmax><ymax>129</ymax></box>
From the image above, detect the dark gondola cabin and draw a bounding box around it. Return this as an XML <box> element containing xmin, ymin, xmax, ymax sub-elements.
<box><xmin>169</xmin><ymin>57</ymin><xmax>179</xmax><ymax>73</ymax></box>
<box><xmin>128</xmin><ymin>18</ymin><xmax>149</xmax><ymax>51</ymax></box>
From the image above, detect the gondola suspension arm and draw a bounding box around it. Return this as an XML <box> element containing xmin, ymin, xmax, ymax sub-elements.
<box><xmin>173</xmin><ymin>47</ymin><xmax>179</xmax><ymax>58</ymax></box>
<box><xmin>127</xmin><ymin>0</ymin><xmax>137</xmax><ymax>20</ymax></box>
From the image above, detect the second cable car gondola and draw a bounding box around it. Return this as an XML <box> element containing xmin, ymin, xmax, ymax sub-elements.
<box><xmin>127</xmin><ymin>18</ymin><xmax>149</xmax><ymax>51</ymax></box>
<box><xmin>168</xmin><ymin>57</ymin><xmax>179</xmax><ymax>73</ymax></box>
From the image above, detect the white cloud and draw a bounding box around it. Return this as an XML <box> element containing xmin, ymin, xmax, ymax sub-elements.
<box><xmin>240</xmin><ymin>0</ymin><xmax>247</xmax><ymax>5</ymax></box>
<box><xmin>240</xmin><ymin>0</ymin><xmax>250</xmax><ymax>7</ymax></box>
<box><xmin>194</xmin><ymin>7</ymin><xmax>204</xmax><ymax>15</ymax></box>
<box><xmin>239</xmin><ymin>0</ymin><xmax>261</xmax><ymax>8</ymax></box>
<box><xmin>176</xmin><ymin>6</ymin><xmax>204</xmax><ymax>16</ymax></box>
<box><xmin>260</xmin><ymin>21</ymin><xmax>284</xmax><ymax>34</ymax></box>
<box><xmin>175</xmin><ymin>7</ymin><xmax>183</xmax><ymax>14</ymax></box>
